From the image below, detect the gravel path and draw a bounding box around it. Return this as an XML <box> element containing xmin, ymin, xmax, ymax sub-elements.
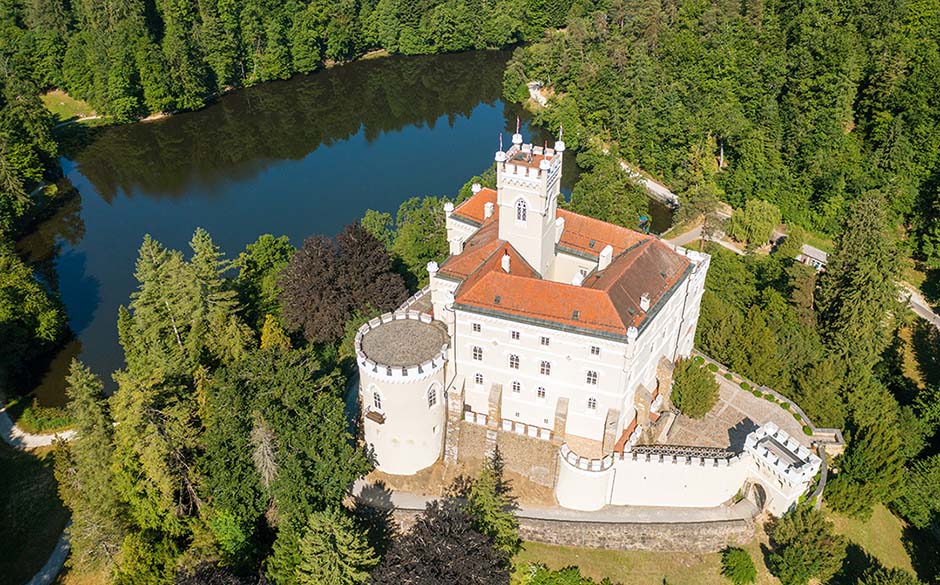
<box><xmin>0</xmin><ymin>404</ymin><xmax>76</xmax><ymax>449</ymax></box>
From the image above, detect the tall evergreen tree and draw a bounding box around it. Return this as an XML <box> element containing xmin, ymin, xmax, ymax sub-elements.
<box><xmin>295</xmin><ymin>508</ymin><xmax>378</xmax><ymax>585</ymax></box>
<box><xmin>54</xmin><ymin>360</ymin><xmax>125</xmax><ymax>573</ymax></box>
<box><xmin>816</xmin><ymin>193</ymin><xmax>899</xmax><ymax>377</ymax></box>
<box><xmin>465</xmin><ymin>448</ymin><xmax>520</xmax><ymax>558</ymax></box>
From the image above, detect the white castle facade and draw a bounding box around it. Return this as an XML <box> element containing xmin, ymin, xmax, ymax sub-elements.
<box><xmin>356</xmin><ymin>131</ymin><xmax>820</xmax><ymax>516</ymax></box>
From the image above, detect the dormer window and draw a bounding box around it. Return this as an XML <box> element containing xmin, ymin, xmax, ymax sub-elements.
<box><xmin>515</xmin><ymin>199</ymin><xmax>527</xmax><ymax>222</ymax></box>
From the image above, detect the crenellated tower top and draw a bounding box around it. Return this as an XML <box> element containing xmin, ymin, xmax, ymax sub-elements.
<box><xmin>493</xmin><ymin>127</ymin><xmax>565</xmax><ymax>276</ymax></box>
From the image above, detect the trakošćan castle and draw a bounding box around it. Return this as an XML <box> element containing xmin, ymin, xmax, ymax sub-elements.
<box><xmin>355</xmin><ymin>129</ymin><xmax>820</xmax><ymax>515</ymax></box>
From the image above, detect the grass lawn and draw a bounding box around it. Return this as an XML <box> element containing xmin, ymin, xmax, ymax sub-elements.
<box><xmin>40</xmin><ymin>90</ymin><xmax>96</xmax><ymax>123</ymax></box>
<box><xmin>513</xmin><ymin>538</ymin><xmax>779</xmax><ymax>584</ymax></box>
<box><xmin>829</xmin><ymin>504</ymin><xmax>915</xmax><ymax>575</ymax></box>
<box><xmin>0</xmin><ymin>443</ymin><xmax>69</xmax><ymax>585</ymax></box>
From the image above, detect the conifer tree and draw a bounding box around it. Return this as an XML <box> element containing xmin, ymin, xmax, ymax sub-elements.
<box><xmin>465</xmin><ymin>448</ymin><xmax>520</xmax><ymax>558</ymax></box>
<box><xmin>295</xmin><ymin>508</ymin><xmax>378</xmax><ymax>585</ymax></box>
<box><xmin>54</xmin><ymin>360</ymin><xmax>125</xmax><ymax>573</ymax></box>
<box><xmin>817</xmin><ymin>193</ymin><xmax>899</xmax><ymax>376</ymax></box>
<box><xmin>260</xmin><ymin>314</ymin><xmax>291</xmax><ymax>351</ymax></box>
<box><xmin>768</xmin><ymin>506</ymin><xmax>846</xmax><ymax>585</ymax></box>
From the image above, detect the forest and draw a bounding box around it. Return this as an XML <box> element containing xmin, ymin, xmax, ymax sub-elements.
<box><xmin>0</xmin><ymin>0</ymin><xmax>572</xmax><ymax>120</ymax></box>
<box><xmin>1</xmin><ymin>0</ymin><xmax>940</xmax><ymax>583</ymax></box>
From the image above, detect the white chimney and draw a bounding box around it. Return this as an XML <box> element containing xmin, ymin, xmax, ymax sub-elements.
<box><xmin>571</xmin><ymin>272</ymin><xmax>584</xmax><ymax>286</ymax></box>
<box><xmin>501</xmin><ymin>252</ymin><xmax>511</xmax><ymax>273</ymax></box>
<box><xmin>539</xmin><ymin>158</ymin><xmax>551</xmax><ymax>171</ymax></box>
<box><xmin>640</xmin><ymin>293</ymin><xmax>650</xmax><ymax>312</ymax></box>
<box><xmin>627</xmin><ymin>326</ymin><xmax>639</xmax><ymax>343</ymax></box>
<box><xmin>471</xmin><ymin>183</ymin><xmax>482</xmax><ymax>194</ymax></box>
<box><xmin>427</xmin><ymin>261</ymin><xmax>439</xmax><ymax>279</ymax></box>
<box><xmin>598</xmin><ymin>245</ymin><xmax>613</xmax><ymax>271</ymax></box>
<box><xmin>443</xmin><ymin>202</ymin><xmax>454</xmax><ymax>218</ymax></box>
<box><xmin>484</xmin><ymin>202</ymin><xmax>494</xmax><ymax>219</ymax></box>
<box><xmin>554</xmin><ymin>217</ymin><xmax>565</xmax><ymax>243</ymax></box>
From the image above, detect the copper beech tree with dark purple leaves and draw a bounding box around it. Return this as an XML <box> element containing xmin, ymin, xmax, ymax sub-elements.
<box><xmin>279</xmin><ymin>222</ymin><xmax>407</xmax><ymax>344</ymax></box>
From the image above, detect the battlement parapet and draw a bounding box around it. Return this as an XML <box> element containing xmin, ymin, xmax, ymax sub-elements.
<box><xmin>355</xmin><ymin>309</ymin><xmax>447</xmax><ymax>382</ymax></box>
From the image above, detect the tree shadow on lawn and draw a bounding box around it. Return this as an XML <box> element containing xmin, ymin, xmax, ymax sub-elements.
<box><xmin>911</xmin><ymin>319</ymin><xmax>940</xmax><ymax>390</ymax></box>
<box><xmin>903</xmin><ymin>525</ymin><xmax>940</xmax><ymax>584</ymax></box>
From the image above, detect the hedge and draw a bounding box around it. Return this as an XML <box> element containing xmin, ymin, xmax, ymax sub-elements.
<box><xmin>707</xmin><ymin>363</ymin><xmax>719</xmax><ymax>373</ymax></box>
<box><xmin>739</xmin><ymin>382</ymin><xmax>750</xmax><ymax>391</ymax></box>
<box><xmin>724</xmin><ymin>373</ymin><xmax>733</xmax><ymax>380</ymax></box>
<box><xmin>802</xmin><ymin>425</ymin><xmax>813</xmax><ymax>435</ymax></box>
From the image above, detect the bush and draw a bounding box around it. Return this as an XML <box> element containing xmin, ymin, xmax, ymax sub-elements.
<box><xmin>17</xmin><ymin>399</ymin><xmax>74</xmax><ymax>434</ymax></box>
<box><xmin>740</xmin><ymin>382</ymin><xmax>750</xmax><ymax>390</ymax></box>
<box><xmin>707</xmin><ymin>363</ymin><xmax>719</xmax><ymax>372</ymax></box>
<box><xmin>693</xmin><ymin>356</ymin><xmax>705</xmax><ymax>365</ymax></box>
<box><xmin>720</xmin><ymin>547</ymin><xmax>757</xmax><ymax>585</ymax></box>
<box><xmin>724</xmin><ymin>373</ymin><xmax>734</xmax><ymax>380</ymax></box>
<box><xmin>763</xmin><ymin>393</ymin><xmax>776</xmax><ymax>402</ymax></box>
<box><xmin>781</xmin><ymin>403</ymin><xmax>790</xmax><ymax>410</ymax></box>
<box><xmin>802</xmin><ymin>425</ymin><xmax>813</xmax><ymax>435</ymax></box>
<box><xmin>793</xmin><ymin>412</ymin><xmax>802</xmax><ymax>421</ymax></box>
<box><xmin>672</xmin><ymin>359</ymin><xmax>720</xmax><ymax>419</ymax></box>
<box><xmin>752</xmin><ymin>390</ymin><xmax>762</xmax><ymax>398</ymax></box>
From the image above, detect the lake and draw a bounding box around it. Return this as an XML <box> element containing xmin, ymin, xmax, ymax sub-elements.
<box><xmin>18</xmin><ymin>50</ymin><xmax>671</xmax><ymax>404</ymax></box>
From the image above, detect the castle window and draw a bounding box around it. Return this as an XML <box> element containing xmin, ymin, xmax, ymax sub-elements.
<box><xmin>511</xmin><ymin>381</ymin><xmax>521</xmax><ymax>393</ymax></box>
<box><xmin>540</xmin><ymin>336</ymin><xmax>550</xmax><ymax>346</ymax></box>
<box><xmin>515</xmin><ymin>199</ymin><xmax>527</xmax><ymax>222</ymax></box>
<box><xmin>540</xmin><ymin>361</ymin><xmax>551</xmax><ymax>376</ymax></box>
<box><xmin>511</xmin><ymin>330</ymin><xmax>520</xmax><ymax>340</ymax></box>
<box><xmin>373</xmin><ymin>392</ymin><xmax>382</xmax><ymax>410</ymax></box>
<box><xmin>591</xmin><ymin>345</ymin><xmax>601</xmax><ymax>356</ymax></box>
<box><xmin>472</xmin><ymin>346</ymin><xmax>483</xmax><ymax>361</ymax></box>
<box><xmin>474</xmin><ymin>373</ymin><xmax>484</xmax><ymax>385</ymax></box>
<box><xmin>537</xmin><ymin>387</ymin><xmax>546</xmax><ymax>399</ymax></box>
<box><xmin>586</xmin><ymin>370</ymin><xmax>598</xmax><ymax>385</ymax></box>
<box><xmin>472</xmin><ymin>323</ymin><xmax>481</xmax><ymax>333</ymax></box>
<box><xmin>509</xmin><ymin>354</ymin><xmax>520</xmax><ymax>369</ymax></box>
<box><xmin>587</xmin><ymin>397</ymin><xmax>597</xmax><ymax>410</ymax></box>
<box><xmin>428</xmin><ymin>387</ymin><xmax>437</xmax><ymax>408</ymax></box>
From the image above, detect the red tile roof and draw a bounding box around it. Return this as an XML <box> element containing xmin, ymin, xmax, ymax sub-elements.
<box><xmin>451</xmin><ymin>188</ymin><xmax>497</xmax><ymax>226</ymax></box>
<box><xmin>443</xmin><ymin>190</ymin><xmax>692</xmax><ymax>338</ymax></box>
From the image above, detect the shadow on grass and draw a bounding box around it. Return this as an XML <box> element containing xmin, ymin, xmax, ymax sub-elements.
<box><xmin>922</xmin><ymin>268</ymin><xmax>940</xmax><ymax>307</ymax></box>
<box><xmin>830</xmin><ymin>543</ymin><xmax>878</xmax><ymax>585</ymax></box>
<box><xmin>903</xmin><ymin>525</ymin><xmax>940</xmax><ymax>584</ymax></box>
<box><xmin>911</xmin><ymin>319</ymin><xmax>940</xmax><ymax>390</ymax></box>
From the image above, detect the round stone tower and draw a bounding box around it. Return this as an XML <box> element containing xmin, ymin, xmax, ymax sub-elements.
<box><xmin>356</xmin><ymin>310</ymin><xmax>449</xmax><ymax>475</ymax></box>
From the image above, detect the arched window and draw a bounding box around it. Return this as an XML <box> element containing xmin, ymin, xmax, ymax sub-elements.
<box><xmin>474</xmin><ymin>373</ymin><xmax>484</xmax><ymax>385</ymax></box>
<box><xmin>472</xmin><ymin>346</ymin><xmax>483</xmax><ymax>361</ymax></box>
<box><xmin>586</xmin><ymin>370</ymin><xmax>598</xmax><ymax>385</ymax></box>
<box><xmin>511</xmin><ymin>381</ymin><xmax>521</xmax><ymax>393</ymax></box>
<box><xmin>509</xmin><ymin>354</ymin><xmax>520</xmax><ymax>369</ymax></box>
<box><xmin>540</xmin><ymin>360</ymin><xmax>551</xmax><ymax>376</ymax></box>
<box><xmin>428</xmin><ymin>387</ymin><xmax>437</xmax><ymax>408</ymax></box>
<box><xmin>515</xmin><ymin>199</ymin><xmax>527</xmax><ymax>222</ymax></box>
<box><xmin>587</xmin><ymin>397</ymin><xmax>597</xmax><ymax>410</ymax></box>
<box><xmin>537</xmin><ymin>387</ymin><xmax>546</xmax><ymax>399</ymax></box>
<box><xmin>373</xmin><ymin>392</ymin><xmax>382</xmax><ymax>410</ymax></box>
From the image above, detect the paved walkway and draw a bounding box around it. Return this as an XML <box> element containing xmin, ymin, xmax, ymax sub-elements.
<box><xmin>352</xmin><ymin>479</ymin><xmax>759</xmax><ymax>524</ymax></box>
<box><xmin>665</xmin><ymin>374</ymin><xmax>811</xmax><ymax>450</ymax></box>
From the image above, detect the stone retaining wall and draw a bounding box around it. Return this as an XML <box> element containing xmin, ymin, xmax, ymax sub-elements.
<box><xmin>390</xmin><ymin>509</ymin><xmax>754</xmax><ymax>553</ymax></box>
<box><xmin>456</xmin><ymin>420</ymin><xmax>558</xmax><ymax>488</ymax></box>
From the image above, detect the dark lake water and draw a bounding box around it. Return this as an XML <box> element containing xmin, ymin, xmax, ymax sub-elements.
<box><xmin>18</xmin><ymin>50</ymin><xmax>671</xmax><ymax>404</ymax></box>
